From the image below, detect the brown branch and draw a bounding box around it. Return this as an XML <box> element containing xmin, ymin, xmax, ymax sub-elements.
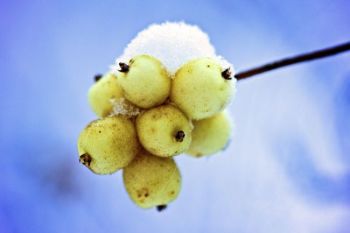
<box><xmin>235</xmin><ymin>41</ymin><xmax>350</xmax><ymax>81</ymax></box>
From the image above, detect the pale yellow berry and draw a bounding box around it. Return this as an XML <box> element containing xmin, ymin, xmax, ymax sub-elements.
<box><xmin>136</xmin><ymin>105</ymin><xmax>193</xmax><ymax>157</ymax></box>
<box><xmin>170</xmin><ymin>58</ymin><xmax>235</xmax><ymax>120</ymax></box>
<box><xmin>117</xmin><ymin>55</ymin><xmax>171</xmax><ymax>108</ymax></box>
<box><xmin>88</xmin><ymin>73</ymin><xmax>123</xmax><ymax>117</ymax></box>
<box><xmin>187</xmin><ymin>111</ymin><xmax>232</xmax><ymax>157</ymax></box>
<box><xmin>77</xmin><ymin>116</ymin><xmax>139</xmax><ymax>174</ymax></box>
<box><xmin>123</xmin><ymin>150</ymin><xmax>181</xmax><ymax>208</ymax></box>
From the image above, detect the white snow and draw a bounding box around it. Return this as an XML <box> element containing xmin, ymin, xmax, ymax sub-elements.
<box><xmin>111</xmin><ymin>22</ymin><xmax>234</xmax><ymax>76</ymax></box>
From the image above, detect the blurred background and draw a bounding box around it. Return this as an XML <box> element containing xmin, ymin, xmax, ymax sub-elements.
<box><xmin>1</xmin><ymin>0</ymin><xmax>350</xmax><ymax>232</ymax></box>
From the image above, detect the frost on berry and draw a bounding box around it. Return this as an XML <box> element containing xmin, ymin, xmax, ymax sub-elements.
<box><xmin>109</xmin><ymin>98</ymin><xmax>141</xmax><ymax>117</ymax></box>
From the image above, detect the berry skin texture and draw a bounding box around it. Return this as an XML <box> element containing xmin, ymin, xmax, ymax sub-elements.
<box><xmin>187</xmin><ymin>111</ymin><xmax>231</xmax><ymax>157</ymax></box>
<box><xmin>123</xmin><ymin>151</ymin><xmax>181</xmax><ymax>209</ymax></box>
<box><xmin>136</xmin><ymin>105</ymin><xmax>193</xmax><ymax>157</ymax></box>
<box><xmin>88</xmin><ymin>73</ymin><xmax>123</xmax><ymax>118</ymax></box>
<box><xmin>117</xmin><ymin>55</ymin><xmax>171</xmax><ymax>109</ymax></box>
<box><xmin>77</xmin><ymin>116</ymin><xmax>139</xmax><ymax>174</ymax></box>
<box><xmin>170</xmin><ymin>58</ymin><xmax>235</xmax><ymax>120</ymax></box>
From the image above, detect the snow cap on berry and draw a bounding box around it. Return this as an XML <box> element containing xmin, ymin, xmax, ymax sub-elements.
<box><xmin>112</xmin><ymin>22</ymin><xmax>234</xmax><ymax>76</ymax></box>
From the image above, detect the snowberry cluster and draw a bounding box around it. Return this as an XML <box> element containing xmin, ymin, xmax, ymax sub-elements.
<box><xmin>77</xmin><ymin>22</ymin><xmax>236</xmax><ymax>209</ymax></box>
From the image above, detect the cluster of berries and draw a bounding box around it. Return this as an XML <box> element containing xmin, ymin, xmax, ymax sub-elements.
<box><xmin>78</xmin><ymin>54</ymin><xmax>235</xmax><ymax>209</ymax></box>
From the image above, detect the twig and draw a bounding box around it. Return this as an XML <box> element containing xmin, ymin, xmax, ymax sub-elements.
<box><xmin>235</xmin><ymin>41</ymin><xmax>350</xmax><ymax>81</ymax></box>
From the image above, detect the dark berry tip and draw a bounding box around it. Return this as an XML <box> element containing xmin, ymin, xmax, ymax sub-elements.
<box><xmin>118</xmin><ymin>62</ymin><xmax>129</xmax><ymax>73</ymax></box>
<box><xmin>156</xmin><ymin>205</ymin><xmax>167</xmax><ymax>212</ymax></box>
<box><xmin>79</xmin><ymin>153</ymin><xmax>92</xmax><ymax>167</ymax></box>
<box><xmin>94</xmin><ymin>74</ymin><xmax>103</xmax><ymax>82</ymax></box>
<box><xmin>175</xmin><ymin>130</ymin><xmax>185</xmax><ymax>142</ymax></box>
<box><xmin>221</xmin><ymin>68</ymin><xmax>232</xmax><ymax>80</ymax></box>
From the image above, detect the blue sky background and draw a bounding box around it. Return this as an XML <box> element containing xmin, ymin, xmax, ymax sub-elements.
<box><xmin>1</xmin><ymin>0</ymin><xmax>350</xmax><ymax>233</ymax></box>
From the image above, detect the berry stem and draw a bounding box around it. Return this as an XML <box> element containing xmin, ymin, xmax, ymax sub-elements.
<box><xmin>235</xmin><ymin>41</ymin><xmax>350</xmax><ymax>81</ymax></box>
